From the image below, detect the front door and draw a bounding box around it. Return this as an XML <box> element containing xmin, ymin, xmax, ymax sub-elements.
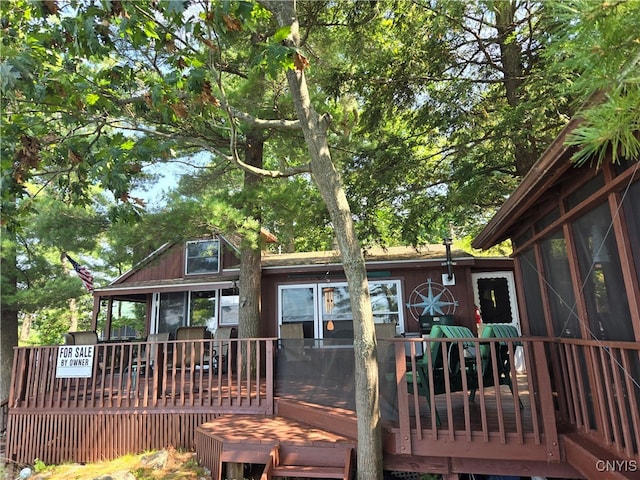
<box><xmin>471</xmin><ymin>271</ymin><xmax>521</xmax><ymax>332</ymax></box>
<box><xmin>472</xmin><ymin>271</ymin><xmax>524</xmax><ymax>371</ymax></box>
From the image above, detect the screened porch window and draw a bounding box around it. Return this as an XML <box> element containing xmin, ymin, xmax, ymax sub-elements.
<box><xmin>519</xmin><ymin>247</ymin><xmax>547</xmax><ymax>336</ymax></box>
<box><xmin>185</xmin><ymin>239</ymin><xmax>220</xmax><ymax>275</ymax></box>
<box><xmin>219</xmin><ymin>288</ymin><xmax>239</xmax><ymax>326</ymax></box>
<box><xmin>572</xmin><ymin>202</ymin><xmax>634</xmax><ymax>341</ymax></box>
<box><xmin>624</xmin><ymin>179</ymin><xmax>640</xmax><ymax>289</ymax></box>
<box><xmin>540</xmin><ymin>231</ymin><xmax>580</xmax><ymax>338</ymax></box>
<box><xmin>189</xmin><ymin>290</ymin><xmax>217</xmax><ymax>333</ymax></box>
<box><xmin>158</xmin><ymin>292</ymin><xmax>187</xmax><ymax>338</ymax></box>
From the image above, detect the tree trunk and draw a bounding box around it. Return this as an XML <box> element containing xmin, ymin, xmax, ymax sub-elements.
<box><xmin>270</xmin><ymin>3</ymin><xmax>383</xmax><ymax>478</ymax></box>
<box><xmin>1</xmin><ymin>223</ymin><xmax>19</xmax><ymax>402</ymax></box>
<box><xmin>237</xmin><ymin>129</ymin><xmax>264</xmax><ymax>384</ymax></box>
<box><xmin>494</xmin><ymin>0</ymin><xmax>539</xmax><ymax>175</ymax></box>
<box><xmin>237</xmin><ymin>129</ymin><xmax>264</xmax><ymax>341</ymax></box>
<box><xmin>69</xmin><ymin>298</ymin><xmax>79</xmax><ymax>332</ymax></box>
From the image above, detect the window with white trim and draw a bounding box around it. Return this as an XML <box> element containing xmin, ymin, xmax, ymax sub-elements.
<box><xmin>185</xmin><ymin>239</ymin><xmax>220</xmax><ymax>275</ymax></box>
<box><xmin>189</xmin><ymin>290</ymin><xmax>217</xmax><ymax>332</ymax></box>
<box><xmin>219</xmin><ymin>288</ymin><xmax>239</xmax><ymax>325</ymax></box>
<box><xmin>278</xmin><ymin>280</ymin><xmax>403</xmax><ymax>340</ymax></box>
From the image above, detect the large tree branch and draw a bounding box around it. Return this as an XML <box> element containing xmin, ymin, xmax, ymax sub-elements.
<box><xmin>226</xmin><ymin>105</ymin><xmax>301</xmax><ymax>130</ymax></box>
<box><xmin>110</xmin><ymin>121</ymin><xmax>311</xmax><ymax>178</ymax></box>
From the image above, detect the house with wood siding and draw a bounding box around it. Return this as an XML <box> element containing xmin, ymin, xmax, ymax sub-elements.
<box><xmin>5</xmin><ymin>111</ymin><xmax>639</xmax><ymax>479</ymax></box>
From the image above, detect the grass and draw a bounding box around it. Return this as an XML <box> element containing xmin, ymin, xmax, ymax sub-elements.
<box><xmin>7</xmin><ymin>447</ymin><xmax>209</xmax><ymax>480</ymax></box>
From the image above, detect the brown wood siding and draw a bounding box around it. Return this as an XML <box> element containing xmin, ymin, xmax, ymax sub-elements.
<box><xmin>116</xmin><ymin>241</ymin><xmax>240</xmax><ymax>286</ymax></box>
<box><xmin>124</xmin><ymin>244</ymin><xmax>186</xmax><ymax>283</ymax></box>
<box><xmin>221</xmin><ymin>247</ymin><xmax>240</xmax><ymax>270</ymax></box>
<box><xmin>261</xmin><ymin>260</ymin><xmax>514</xmax><ymax>337</ymax></box>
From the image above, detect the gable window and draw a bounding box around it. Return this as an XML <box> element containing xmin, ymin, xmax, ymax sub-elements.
<box><xmin>185</xmin><ymin>239</ymin><xmax>220</xmax><ymax>275</ymax></box>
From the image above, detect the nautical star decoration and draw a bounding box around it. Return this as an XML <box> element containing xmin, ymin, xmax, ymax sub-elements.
<box><xmin>406</xmin><ymin>278</ymin><xmax>459</xmax><ymax>322</ymax></box>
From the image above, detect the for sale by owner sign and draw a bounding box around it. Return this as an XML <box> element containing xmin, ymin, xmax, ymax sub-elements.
<box><xmin>56</xmin><ymin>345</ymin><xmax>95</xmax><ymax>378</ymax></box>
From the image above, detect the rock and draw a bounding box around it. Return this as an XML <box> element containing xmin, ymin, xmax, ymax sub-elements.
<box><xmin>92</xmin><ymin>472</ymin><xmax>136</xmax><ymax>480</ymax></box>
<box><xmin>139</xmin><ymin>449</ymin><xmax>170</xmax><ymax>470</ymax></box>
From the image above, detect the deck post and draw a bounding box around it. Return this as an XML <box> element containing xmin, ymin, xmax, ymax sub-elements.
<box><xmin>532</xmin><ymin>341</ymin><xmax>561</xmax><ymax>462</ymax></box>
<box><xmin>394</xmin><ymin>340</ymin><xmax>412</xmax><ymax>454</ymax></box>
<box><xmin>266</xmin><ymin>339</ymin><xmax>274</xmax><ymax>415</ymax></box>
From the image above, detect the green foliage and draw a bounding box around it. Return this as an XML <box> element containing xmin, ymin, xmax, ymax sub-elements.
<box><xmin>310</xmin><ymin>1</ymin><xmax>570</xmax><ymax>243</ymax></box>
<box><xmin>33</xmin><ymin>458</ymin><xmax>48</xmax><ymax>473</ymax></box>
<box><xmin>3</xmin><ymin>0</ymin><xmax>639</xmax><ymax>349</ymax></box>
<box><xmin>567</xmin><ymin>84</ymin><xmax>640</xmax><ymax>166</ymax></box>
<box><xmin>420</xmin><ymin>474</ymin><xmax>441</xmax><ymax>480</ymax></box>
<box><xmin>544</xmin><ymin>0</ymin><xmax>640</xmax><ymax>166</ymax></box>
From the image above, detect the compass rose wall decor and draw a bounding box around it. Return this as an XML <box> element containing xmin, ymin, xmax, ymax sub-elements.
<box><xmin>406</xmin><ymin>278</ymin><xmax>459</xmax><ymax>322</ymax></box>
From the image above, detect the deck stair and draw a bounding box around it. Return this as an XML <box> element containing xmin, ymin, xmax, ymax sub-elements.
<box><xmin>195</xmin><ymin>399</ymin><xmax>358</xmax><ymax>480</ymax></box>
<box><xmin>262</xmin><ymin>444</ymin><xmax>354</xmax><ymax>479</ymax></box>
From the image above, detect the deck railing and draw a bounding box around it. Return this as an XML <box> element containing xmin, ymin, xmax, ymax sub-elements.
<box><xmin>391</xmin><ymin>336</ymin><xmax>561</xmax><ymax>461</ymax></box>
<box><xmin>549</xmin><ymin>338</ymin><xmax>640</xmax><ymax>463</ymax></box>
<box><xmin>9</xmin><ymin>337</ymin><xmax>275</xmax><ymax>414</ymax></box>
<box><xmin>7</xmin><ymin>334</ymin><xmax>638</xmax><ymax>469</ymax></box>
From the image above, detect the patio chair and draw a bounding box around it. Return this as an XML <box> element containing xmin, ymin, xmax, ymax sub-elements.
<box><xmin>477</xmin><ymin>323</ymin><xmax>523</xmax><ymax>407</ymax></box>
<box><xmin>174</xmin><ymin>326</ymin><xmax>208</xmax><ymax>374</ymax></box>
<box><xmin>279</xmin><ymin>323</ymin><xmax>306</xmax><ymax>362</ymax></box>
<box><xmin>212</xmin><ymin>326</ymin><xmax>235</xmax><ymax>374</ymax></box>
<box><xmin>406</xmin><ymin>325</ymin><xmax>477</xmax><ymax>425</ymax></box>
<box><xmin>64</xmin><ymin>331</ymin><xmax>98</xmax><ymax>345</ymax></box>
<box><xmin>124</xmin><ymin>332</ymin><xmax>170</xmax><ymax>389</ymax></box>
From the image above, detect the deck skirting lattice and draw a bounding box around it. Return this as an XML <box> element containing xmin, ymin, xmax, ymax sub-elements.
<box><xmin>195</xmin><ymin>429</ymin><xmax>223</xmax><ymax>480</ymax></box>
<box><xmin>5</xmin><ymin>411</ymin><xmax>220</xmax><ymax>465</ymax></box>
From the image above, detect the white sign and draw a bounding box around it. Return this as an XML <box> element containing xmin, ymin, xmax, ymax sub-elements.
<box><xmin>56</xmin><ymin>345</ymin><xmax>95</xmax><ymax>378</ymax></box>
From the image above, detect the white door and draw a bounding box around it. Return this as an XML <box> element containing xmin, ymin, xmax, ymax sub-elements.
<box><xmin>472</xmin><ymin>271</ymin><xmax>524</xmax><ymax>371</ymax></box>
<box><xmin>471</xmin><ymin>271</ymin><xmax>521</xmax><ymax>331</ymax></box>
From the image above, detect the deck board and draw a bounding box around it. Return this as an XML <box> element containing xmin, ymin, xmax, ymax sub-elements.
<box><xmin>197</xmin><ymin>414</ymin><xmax>356</xmax><ymax>446</ymax></box>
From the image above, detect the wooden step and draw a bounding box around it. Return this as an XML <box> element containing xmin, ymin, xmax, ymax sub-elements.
<box><xmin>262</xmin><ymin>444</ymin><xmax>353</xmax><ymax>480</ymax></box>
<box><xmin>278</xmin><ymin>444</ymin><xmax>353</xmax><ymax>468</ymax></box>
<box><xmin>272</xmin><ymin>464</ymin><xmax>346</xmax><ymax>478</ymax></box>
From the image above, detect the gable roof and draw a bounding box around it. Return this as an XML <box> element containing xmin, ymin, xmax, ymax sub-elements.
<box><xmin>95</xmin><ymin>242</ymin><xmax>496</xmax><ymax>296</ymax></box>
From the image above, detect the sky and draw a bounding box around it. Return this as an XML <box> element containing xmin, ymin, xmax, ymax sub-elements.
<box><xmin>132</xmin><ymin>152</ymin><xmax>212</xmax><ymax>209</ymax></box>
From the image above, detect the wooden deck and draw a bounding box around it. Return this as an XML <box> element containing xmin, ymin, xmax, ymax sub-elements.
<box><xmin>5</xmin><ymin>336</ymin><xmax>640</xmax><ymax>479</ymax></box>
<box><xmin>196</xmin><ymin>401</ymin><xmax>357</xmax><ymax>480</ymax></box>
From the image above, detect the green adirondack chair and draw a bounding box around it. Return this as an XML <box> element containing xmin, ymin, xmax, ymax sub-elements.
<box><xmin>406</xmin><ymin>325</ymin><xmax>478</xmax><ymax>425</ymax></box>
<box><xmin>478</xmin><ymin>323</ymin><xmax>523</xmax><ymax>407</ymax></box>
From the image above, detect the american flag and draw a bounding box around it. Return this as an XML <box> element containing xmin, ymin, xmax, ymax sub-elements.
<box><xmin>66</xmin><ymin>254</ymin><xmax>94</xmax><ymax>293</ymax></box>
